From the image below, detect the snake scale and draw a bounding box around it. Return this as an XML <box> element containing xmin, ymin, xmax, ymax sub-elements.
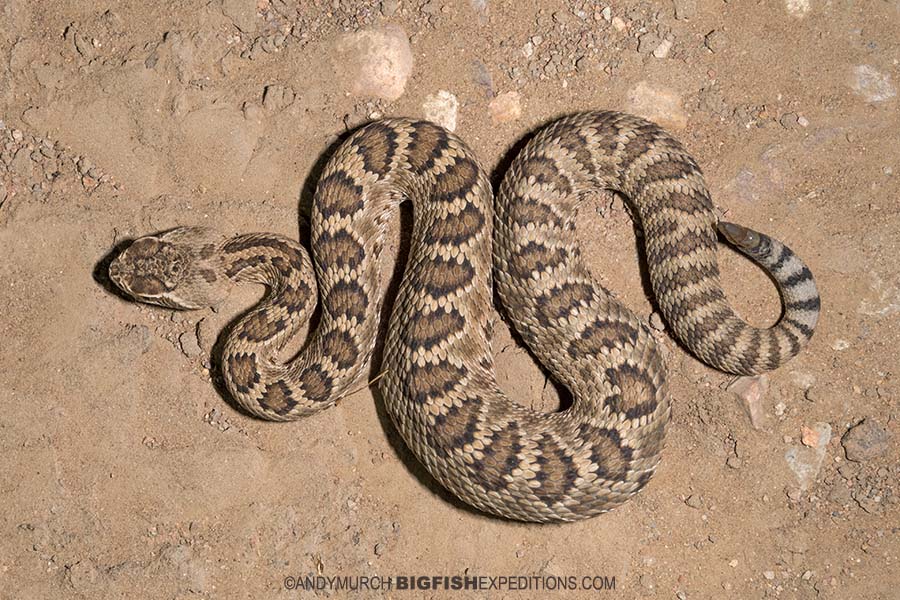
<box><xmin>109</xmin><ymin>111</ymin><xmax>820</xmax><ymax>522</ymax></box>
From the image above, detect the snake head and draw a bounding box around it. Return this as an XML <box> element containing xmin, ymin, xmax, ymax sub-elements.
<box><xmin>718</xmin><ymin>221</ymin><xmax>761</xmax><ymax>251</ymax></box>
<box><xmin>109</xmin><ymin>227</ymin><xmax>227</xmax><ymax>309</ymax></box>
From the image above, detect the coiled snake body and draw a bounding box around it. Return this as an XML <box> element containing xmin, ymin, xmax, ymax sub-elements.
<box><xmin>109</xmin><ymin>112</ymin><xmax>820</xmax><ymax>522</ymax></box>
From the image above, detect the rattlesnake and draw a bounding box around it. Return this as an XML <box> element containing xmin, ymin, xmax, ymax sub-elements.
<box><xmin>108</xmin><ymin>111</ymin><xmax>820</xmax><ymax>522</ymax></box>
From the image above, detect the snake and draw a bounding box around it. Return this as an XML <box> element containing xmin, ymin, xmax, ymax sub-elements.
<box><xmin>108</xmin><ymin>111</ymin><xmax>820</xmax><ymax>522</ymax></box>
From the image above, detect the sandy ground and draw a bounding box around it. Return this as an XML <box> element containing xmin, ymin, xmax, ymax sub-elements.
<box><xmin>1</xmin><ymin>1</ymin><xmax>898</xmax><ymax>598</ymax></box>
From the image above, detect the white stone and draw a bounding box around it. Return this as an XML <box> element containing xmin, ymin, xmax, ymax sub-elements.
<box><xmin>334</xmin><ymin>26</ymin><xmax>413</xmax><ymax>101</ymax></box>
<box><xmin>728</xmin><ymin>375</ymin><xmax>769</xmax><ymax>430</ymax></box>
<box><xmin>831</xmin><ymin>339</ymin><xmax>850</xmax><ymax>351</ymax></box>
<box><xmin>522</xmin><ymin>41</ymin><xmax>534</xmax><ymax>58</ymax></box>
<box><xmin>858</xmin><ymin>272</ymin><xmax>900</xmax><ymax>316</ymax></box>
<box><xmin>850</xmin><ymin>65</ymin><xmax>897</xmax><ymax>103</ymax></box>
<box><xmin>625</xmin><ymin>82</ymin><xmax>687</xmax><ymax>130</ymax></box>
<box><xmin>422</xmin><ymin>90</ymin><xmax>459</xmax><ymax>132</ymax></box>
<box><xmin>785</xmin><ymin>0</ymin><xmax>810</xmax><ymax>16</ymax></box>
<box><xmin>653</xmin><ymin>38</ymin><xmax>673</xmax><ymax>59</ymax></box>
<box><xmin>784</xmin><ymin>423</ymin><xmax>832</xmax><ymax>490</ymax></box>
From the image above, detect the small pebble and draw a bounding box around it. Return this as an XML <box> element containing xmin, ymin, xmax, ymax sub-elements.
<box><xmin>626</xmin><ymin>82</ymin><xmax>687</xmax><ymax>130</ymax></box>
<box><xmin>779</xmin><ymin>113</ymin><xmax>800</xmax><ymax>129</ymax></box>
<box><xmin>652</xmin><ymin>38</ymin><xmax>673</xmax><ymax>59</ymax></box>
<box><xmin>728</xmin><ymin>375</ymin><xmax>769</xmax><ymax>430</ymax></box>
<box><xmin>489</xmin><ymin>91</ymin><xmax>522</xmax><ymax>124</ymax></box>
<box><xmin>673</xmin><ymin>0</ymin><xmax>697</xmax><ymax>19</ymax></box>
<box><xmin>552</xmin><ymin>11</ymin><xmax>572</xmax><ymax>26</ymax></box>
<box><xmin>521</xmin><ymin>41</ymin><xmax>534</xmax><ymax>58</ymax></box>
<box><xmin>785</xmin><ymin>423</ymin><xmax>832</xmax><ymax>489</ymax></box>
<box><xmin>422</xmin><ymin>90</ymin><xmax>458</xmax><ymax>132</ymax></box>
<box><xmin>179</xmin><ymin>330</ymin><xmax>202</xmax><ymax>358</ymax></box>
<box><xmin>380</xmin><ymin>0</ymin><xmax>399</xmax><ymax>16</ymax></box>
<box><xmin>785</xmin><ymin>0</ymin><xmax>811</xmax><ymax>17</ymax></box>
<box><xmin>850</xmin><ymin>65</ymin><xmax>896</xmax><ymax>103</ymax></box>
<box><xmin>205</xmin><ymin>407</ymin><xmax>221</xmax><ymax>423</ymax></box>
<box><xmin>335</xmin><ymin>26</ymin><xmax>413</xmax><ymax>101</ymax></box>
<box><xmin>649</xmin><ymin>312</ymin><xmax>665</xmax><ymax>331</ymax></box>
<box><xmin>704</xmin><ymin>30</ymin><xmax>725</xmax><ymax>52</ymax></box>
<box><xmin>800</xmin><ymin>425</ymin><xmax>820</xmax><ymax>447</ymax></box>
<box><xmin>637</xmin><ymin>33</ymin><xmax>661</xmax><ymax>54</ymax></box>
<box><xmin>685</xmin><ymin>494</ymin><xmax>702</xmax><ymax>509</ymax></box>
<box><xmin>470</xmin><ymin>59</ymin><xmax>494</xmax><ymax>97</ymax></box>
<box><xmin>831</xmin><ymin>339</ymin><xmax>850</xmax><ymax>351</ymax></box>
<box><xmin>841</xmin><ymin>419</ymin><xmax>891</xmax><ymax>462</ymax></box>
<box><xmin>763</xmin><ymin>571</ymin><xmax>775</xmax><ymax>580</ymax></box>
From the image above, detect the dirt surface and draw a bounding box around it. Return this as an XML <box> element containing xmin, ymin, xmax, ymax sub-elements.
<box><xmin>2</xmin><ymin>1</ymin><xmax>898</xmax><ymax>598</ymax></box>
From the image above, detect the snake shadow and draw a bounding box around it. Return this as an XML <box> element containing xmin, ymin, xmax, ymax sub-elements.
<box><xmin>93</xmin><ymin>237</ymin><xmax>145</xmax><ymax>302</ymax></box>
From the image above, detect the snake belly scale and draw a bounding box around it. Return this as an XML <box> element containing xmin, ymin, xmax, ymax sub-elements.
<box><xmin>108</xmin><ymin>111</ymin><xmax>820</xmax><ymax>522</ymax></box>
